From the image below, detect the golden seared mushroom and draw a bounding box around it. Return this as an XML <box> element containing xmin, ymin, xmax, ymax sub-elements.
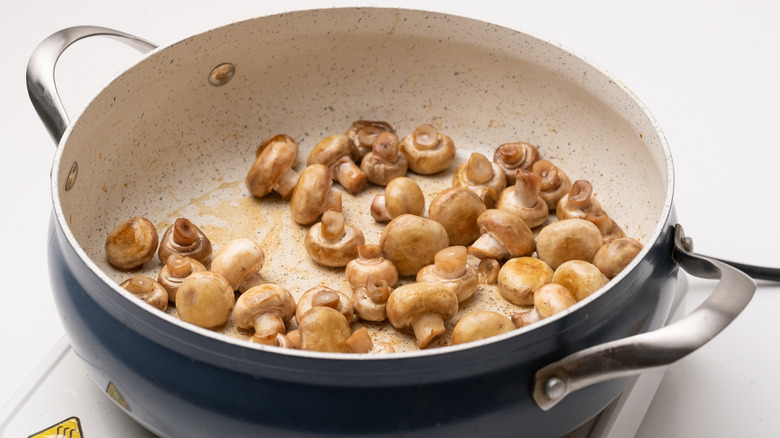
<box><xmin>477</xmin><ymin>258</ymin><xmax>500</xmax><ymax>285</ymax></box>
<box><xmin>536</xmin><ymin>218</ymin><xmax>604</xmax><ymax>270</ymax></box>
<box><xmin>120</xmin><ymin>275</ymin><xmax>168</xmax><ymax>311</ymax></box>
<box><xmin>290</xmin><ymin>164</ymin><xmax>343</xmax><ymax>225</ymax></box>
<box><xmin>450</xmin><ymin>311</ymin><xmax>514</xmax><ymax>345</ymax></box>
<box><xmin>210</xmin><ymin>238</ymin><xmax>266</xmax><ymax>291</ymax></box>
<box><xmin>298</xmin><ymin>306</ymin><xmax>352</xmax><ymax>353</ymax></box>
<box><xmin>428</xmin><ymin>187</ymin><xmax>486</xmax><ymax>246</ymax></box>
<box><xmin>497</xmin><ymin>257</ymin><xmax>554</xmax><ymax>306</ymax></box>
<box><xmin>386</xmin><ymin>282</ymin><xmax>459</xmax><ymax>349</ymax></box>
<box><xmin>176</xmin><ymin>271</ymin><xmax>235</xmax><ymax>329</ymax></box>
<box><xmin>497</xmin><ymin>169</ymin><xmax>549</xmax><ymax>229</ymax></box>
<box><xmin>468</xmin><ymin>209</ymin><xmax>536</xmax><ymax>262</ymax></box>
<box><xmin>452</xmin><ymin>152</ymin><xmax>507</xmax><ymax>207</ymax></box>
<box><xmin>493</xmin><ymin>142</ymin><xmax>540</xmax><ymax>185</ymax></box>
<box><xmin>307</xmin><ymin>134</ymin><xmax>367</xmax><ymax>194</ymax></box>
<box><xmin>105</xmin><ymin>217</ymin><xmax>159</xmax><ymax>271</ymax></box>
<box><xmin>157</xmin><ymin>218</ymin><xmax>213</xmax><ymax>266</ymax></box>
<box><xmin>352</xmin><ymin>275</ymin><xmax>391</xmax><ymax>322</ymax></box>
<box><xmin>345</xmin><ymin>326</ymin><xmax>375</xmax><ymax>353</ymax></box>
<box><xmin>304</xmin><ymin>210</ymin><xmax>365</xmax><ymax>268</ymax></box>
<box><xmin>417</xmin><ymin>246</ymin><xmax>479</xmax><ymax>303</ymax></box>
<box><xmin>380</xmin><ymin>214</ymin><xmax>450</xmax><ymax>277</ymax></box>
<box><xmin>399</xmin><ymin>123</ymin><xmax>456</xmax><ymax>175</ymax></box>
<box><xmin>370</xmin><ymin>176</ymin><xmax>425</xmax><ymax>223</ymax></box>
<box><xmin>346</xmin><ymin>119</ymin><xmax>395</xmax><ymax>161</ymax></box>
<box><xmin>532</xmin><ymin>160</ymin><xmax>572</xmax><ymax>212</ymax></box>
<box><xmin>233</xmin><ymin>283</ymin><xmax>296</xmax><ymax>346</ymax></box>
<box><xmin>245</xmin><ymin>134</ymin><xmax>300</xmax><ymax>199</ymax></box>
<box><xmin>511</xmin><ymin>309</ymin><xmax>542</xmax><ymax>328</ymax></box>
<box><xmin>360</xmin><ymin>131</ymin><xmax>408</xmax><ymax>186</ymax></box>
<box><xmin>345</xmin><ymin>244</ymin><xmax>398</xmax><ymax>290</ymax></box>
<box><xmin>552</xmin><ymin>260</ymin><xmax>608</xmax><ymax>302</ymax></box>
<box><xmin>158</xmin><ymin>254</ymin><xmax>206</xmax><ymax>302</ymax></box>
<box><xmin>533</xmin><ymin>283</ymin><xmax>577</xmax><ymax>318</ymax></box>
<box><xmin>593</xmin><ymin>237</ymin><xmax>644</xmax><ymax>279</ymax></box>
<box><xmin>295</xmin><ymin>285</ymin><xmax>354</xmax><ymax>325</ymax></box>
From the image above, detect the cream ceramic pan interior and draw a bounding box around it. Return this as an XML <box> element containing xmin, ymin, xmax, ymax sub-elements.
<box><xmin>53</xmin><ymin>8</ymin><xmax>672</xmax><ymax>353</ymax></box>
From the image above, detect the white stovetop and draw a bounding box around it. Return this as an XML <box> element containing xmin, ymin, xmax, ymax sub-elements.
<box><xmin>2</xmin><ymin>1</ymin><xmax>780</xmax><ymax>437</ymax></box>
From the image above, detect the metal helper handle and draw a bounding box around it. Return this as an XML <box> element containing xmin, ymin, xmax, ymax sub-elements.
<box><xmin>26</xmin><ymin>26</ymin><xmax>157</xmax><ymax>144</ymax></box>
<box><xmin>533</xmin><ymin>224</ymin><xmax>756</xmax><ymax>410</ymax></box>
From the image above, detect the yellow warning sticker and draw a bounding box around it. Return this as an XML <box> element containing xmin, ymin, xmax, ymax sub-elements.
<box><xmin>27</xmin><ymin>416</ymin><xmax>83</xmax><ymax>437</ymax></box>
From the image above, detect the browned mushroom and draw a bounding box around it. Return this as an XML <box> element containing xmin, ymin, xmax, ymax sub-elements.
<box><xmin>370</xmin><ymin>176</ymin><xmax>425</xmax><ymax>223</ymax></box>
<box><xmin>416</xmin><ymin>246</ymin><xmax>479</xmax><ymax>303</ymax></box>
<box><xmin>477</xmin><ymin>258</ymin><xmax>500</xmax><ymax>285</ymax></box>
<box><xmin>399</xmin><ymin>123</ymin><xmax>456</xmax><ymax>175</ymax></box>
<box><xmin>289</xmin><ymin>164</ymin><xmax>343</xmax><ymax>225</ymax></box>
<box><xmin>497</xmin><ymin>257</ymin><xmax>554</xmax><ymax>306</ymax></box>
<box><xmin>298</xmin><ymin>306</ymin><xmax>352</xmax><ymax>353</ymax></box>
<box><xmin>497</xmin><ymin>169</ymin><xmax>549</xmax><ymax>228</ymax></box>
<box><xmin>380</xmin><ymin>214</ymin><xmax>450</xmax><ymax>276</ymax></box>
<box><xmin>120</xmin><ymin>275</ymin><xmax>168</xmax><ymax>311</ymax></box>
<box><xmin>452</xmin><ymin>152</ymin><xmax>507</xmax><ymax>207</ymax></box>
<box><xmin>360</xmin><ymin>131</ymin><xmax>408</xmax><ymax>186</ymax></box>
<box><xmin>210</xmin><ymin>238</ymin><xmax>266</xmax><ymax>291</ymax></box>
<box><xmin>428</xmin><ymin>187</ymin><xmax>486</xmax><ymax>246</ymax></box>
<box><xmin>511</xmin><ymin>308</ymin><xmax>542</xmax><ymax>328</ymax></box>
<box><xmin>551</xmin><ymin>260</ymin><xmax>607</xmax><ymax>302</ymax></box>
<box><xmin>532</xmin><ymin>160</ymin><xmax>572</xmax><ymax>212</ymax></box>
<box><xmin>345</xmin><ymin>244</ymin><xmax>398</xmax><ymax>290</ymax></box>
<box><xmin>351</xmin><ymin>275</ymin><xmax>391</xmax><ymax>322</ymax></box>
<box><xmin>295</xmin><ymin>285</ymin><xmax>354</xmax><ymax>326</ymax></box>
<box><xmin>468</xmin><ymin>209</ymin><xmax>536</xmax><ymax>262</ymax></box>
<box><xmin>533</xmin><ymin>283</ymin><xmax>577</xmax><ymax>318</ymax></box>
<box><xmin>157</xmin><ymin>218</ymin><xmax>213</xmax><ymax>266</ymax></box>
<box><xmin>157</xmin><ymin>254</ymin><xmax>206</xmax><ymax>302</ymax></box>
<box><xmin>556</xmin><ymin>180</ymin><xmax>625</xmax><ymax>242</ymax></box>
<box><xmin>345</xmin><ymin>120</ymin><xmax>395</xmax><ymax>161</ymax></box>
<box><xmin>593</xmin><ymin>237</ymin><xmax>644</xmax><ymax>279</ymax></box>
<box><xmin>245</xmin><ymin>134</ymin><xmax>300</xmax><ymax>199</ymax></box>
<box><xmin>175</xmin><ymin>271</ymin><xmax>235</xmax><ymax>329</ymax></box>
<box><xmin>493</xmin><ymin>142</ymin><xmax>540</xmax><ymax>185</ymax></box>
<box><xmin>386</xmin><ymin>282</ymin><xmax>459</xmax><ymax>349</ymax></box>
<box><xmin>536</xmin><ymin>218</ymin><xmax>604</xmax><ymax>270</ymax></box>
<box><xmin>105</xmin><ymin>217</ymin><xmax>159</xmax><ymax>271</ymax></box>
<box><xmin>233</xmin><ymin>283</ymin><xmax>296</xmax><ymax>345</ymax></box>
<box><xmin>307</xmin><ymin>134</ymin><xmax>367</xmax><ymax>194</ymax></box>
<box><xmin>450</xmin><ymin>311</ymin><xmax>514</xmax><ymax>345</ymax></box>
<box><xmin>304</xmin><ymin>210</ymin><xmax>365</xmax><ymax>268</ymax></box>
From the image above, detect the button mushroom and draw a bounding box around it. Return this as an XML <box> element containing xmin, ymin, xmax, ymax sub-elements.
<box><xmin>428</xmin><ymin>187</ymin><xmax>486</xmax><ymax>246</ymax></box>
<box><xmin>304</xmin><ymin>210</ymin><xmax>365</xmax><ymax>268</ymax></box>
<box><xmin>345</xmin><ymin>244</ymin><xmax>398</xmax><ymax>290</ymax></box>
<box><xmin>360</xmin><ymin>131</ymin><xmax>408</xmax><ymax>186</ymax></box>
<box><xmin>157</xmin><ymin>217</ymin><xmax>213</xmax><ymax>266</ymax></box>
<box><xmin>120</xmin><ymin>275</ymin><xmax>168</xmax><ymax>311</ymax></box>
<box><xmin>497</xmin><ymin>169</ymin><xmax>549</xmax><ymax>228</ymax></box>
<box><xmin>533</xmin><ymin>283</ymin><xmax>577</xmax><ymax>318</ymax></box>
<box><xmin>399</xmin><ymin>123</ymin><xmax>456</xmax><ymax>175</ymax></box>
<box><xmin>536</xmin><ymin>218</ymin><xmax>604</xmax><ymax>270</ymax></box>
<box><xmin>210</xmin><ymin>238</ymin><xmax>266</xmax><ymax>291</ymax></box>
<box><xmin>511</xmin><ymin>308</ymin><xmax>542</xmax><ymax>328</ymax></box>
<box><xmin>416</xmin><ymin>246</ymin><xmax>479</xmax><ymax>303</ymax></box>
<box><xmin>157</xmin><ymin>254</ymin><xmax>206</xmax><ymax>302</ymax></box>
<box><xmin>289</xmin><ymin>164</ymin><xmax>343</xmax><ymax>225</ymax></box>
<box><xmin>307</xmin><ymin>134</ymin><xmax>367</xmax><ymax>194</ymax></box>
<box><xmin>352</xmin><ymin>275</ymin><xmax>391</xmax><ymax>322</ymax></box>
<box><xmin>386</xmin><ymin>282</ymin><xmax>459</xmax><ymax>349</ymax></box>
<box><xmin>493</xmin><ymin>142</ymin><xmax>540</xmax><ymax>185</ymax></box>
<box><xmin>380</xmin><ymin>214</ymin><xmax>450</xmax><ymax>277</ymax></box>
<box><xmin>295</xmin><ymin>285</ymin><xmax>354</xmax><ymax>326</ymax></box>
<box><xmin>552</xmin><ymin>260</ymin><xmax>608</xmax><ymax>302</ymax></box>
<box><xmin>531</xmin><ymin>159</ymin><xmax>572</xmax><ymax>212</ymax></box>
<box><xmin>497</xmin><ymin>257</ymin><xmax>554</xmax><ymax>306</ymax></box>
<box><xmin>593</xmin><ymin>237</ymin><xmax>644</xmax><ymax>279</ymax></box>
<box><xmin>468</xmin><ymin>209</ymin><xmax>536</xmax><ymax>262</ymax></box>
<box><xmin>175</xmin><ymin>271</ymin><xmax>235</xmax><ymax>329</ymax></box>
<box><xmin>556</xmin><ymin>180</ymin><xmax>625</xmax><ymax>242</ymax></box>
<box><xmin>452</xmin><ymin>152</ymin><xmax>507</xmax><ymax>208</ymax></box>
<box><xmin>345</xmin><ymin>119</ymin><xmax>395</xmax><ymax>162</ymax></box>
<box><xmin>298</xmin><ymin>306</ymin><xmax>352</xmax><ymax>353</ymax></box>
<box><xmin>245</xmin><ymin>134</ymin><xmax>300</xmax><ymax>199</ymax></box>
<box><xmin>477</xmin><ymin>257</ymin><xmax>500</xmax><ymax>285</ymax></box>
<box><xmin>450</xmin><ymin>311</ymin><xmax>514</xmax><ymax>345</ymax></box>
<box><xmin>370</xmin><ymin>176</ymin><xmax>425</xmax><ymax>223</ymax></box>
<box><xmin>105</xmin><ymin>217</ymin><xmax>159</xmax><ymax>271</ymax></box>
<box><xmin>233</xmin><ymin>283</ymin><xmax>296</xmax><ymax>345</ymax></box>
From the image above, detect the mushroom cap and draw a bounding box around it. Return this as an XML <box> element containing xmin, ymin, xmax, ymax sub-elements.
<box><xmin>157</xmin><ymin>254</ymin><xmax>207</xmax><ymax>302</ymax></box>
<box><xmin>593</xmin><ymin>237</ymin><xmax>644</xmax><ymax>279</ymax></box>
<box><xmin>233</xmin><ymin>283</ymin><xmax>296</xmax><ymax>331</ymax></box>
<box><xmin>105</xmin><ymin>217</ymin><xmax>159</xmax><ymax>271</ymax></box>
<box><xmin>373</xmin><ymin>176</ymin><xmax>425</xmax><ymax>221</ymax></box>
<box><xmin>290</xmin><ymin>164</ymin><xmax>339</xmax><ymax>225</ymax></box>
<box><xmin>470</xmin><ymin>209</ymin><xmax>536</xmax><ymax>259</ymax></box>
<box><xmin>351</xmin><ymin>275</ymin><xmax>390</xmax><ymax>322</ymax></box>
<box><xmin>360</xmin><ymin>131</ymin><xmax>408</xmax><ymax>186</ymax></box>
<box><xmin>536</xmin><ymin>218</ymin><xmax>604</xmax><ymax>270</ymax></box>
<box><xmin>246</xmin><ymin>135</ymin><xmax>299</xmax><ymax>198</ymax></box>
<box><xmin>175</xmin><ymin>271</ymin><xmax>235</xmax><ymax>328</ymax></box>
<box><xmin>428</xmin><ymin>187</ymin><xmax>486</xmax><ymax>246</ymax></box>
<box><xmin>298</xmin><ymin>306</ymin><xmax>352</xmax><ymax>353</ymax></box>
<box><xmin>346</xmin><ymin>120</ymin><xmax>395</xmax><ymax>159</ymax></box>
<box><xmin>533</xmin><ymin>283</ymin><xmax>577</xmax><ymax>318</ymax></box>
<box><xmin>497</xmin><ymin>257</ymin><xmax>554</xmax><ymax>306</ymax></box>
<box><xmin>345</xmin><ymin>244</ymin><xmax>399</xmax><ymax>290</ymax></box>
<box><xmin>556</xmin><ymin>179</ymin><xmax>603</xmax><ymax>221</ymax></box>
<box><xmin>120</xmin><ymin>275</ymin><xmax>168</xmax><ymax>311</ymax></box>
<box><xmin>158</xmin><ymin>218</ymin><xmax>213</xmax><ymax>266</ymax></box>
<box><xmin>210</xmin><ymin>238</ymin><xmax>266</xmax><ymax>290</ymax></box>
<box><xmin>400</xmin><ymin>124</ymin><xmax>456</xmax><ymax>175</ymax></box>
<box><xmin>386</xmin><ymin>282</ymin><xmax>459</xmax><ymax>329</ymax></box>
<box><xmin>532</xmin><ymin>159</ymin><xmax>571</xmax><ymax>211</ymax></box>
<box><xmin>552</xmin><ymin>260</ymin><xmax>608</xmax><ymax>302</ymax></box>
<box><xmin>295</xmin><ymin>285</ymin><xmax>354</xmax><ymax>325</ymax></box>
<box><xmin>304</xmin><ymin>211</ymin><xmax>365</xmax><ymax>268</ymax></box>
<box><xmin>493</xmin><ymin>142</ymin><xmax>540</xmax><ymax>185</ymax></box>
<box><xmin>307</xmin><ymin>134</ymin><xmax>360</xmax><ymax>166</ymax></box>
<box><xmin>380</xmin><ymin>214</ymin><xmax>450</xmax><ymax>276</ymax></box>
<box><xmin>450</xmin><ymin>311</ymin><xmax>514</xmax><ymax>345</ymax></box>
<box><xmin>497</xmin><ymin>170</ymin><xmax>549</xmax><ymax>229</ymax></box>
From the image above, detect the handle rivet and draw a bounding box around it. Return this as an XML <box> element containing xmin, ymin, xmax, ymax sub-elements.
<box><xmin>208</xmin><ymin>63</ymin><xmax>235</xmax><ymax>86</ymax></box>
<box><xmin>65</xmin><ymin>161</ymin><xmax>78</xmax><ymax>191</ymax></box>
<box><xmin>545</xmin><ymin>377</ymin><xmax>567</xmax><ymax>401</ymax></box>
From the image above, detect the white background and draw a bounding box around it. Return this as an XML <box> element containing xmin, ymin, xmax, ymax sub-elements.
<box><xmin>2</xmin><ymin>1</ymin><xmax>780</xmax><ymax>436</ymax></box>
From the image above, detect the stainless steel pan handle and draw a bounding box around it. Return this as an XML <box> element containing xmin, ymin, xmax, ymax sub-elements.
<box><xmin>26</xmin><ymin>26</ymin><xmax>156</xmax><ymax>144</ymax></box>
<box><xmin>533</xmin><ymin>224</ymin><xmax>756</xmax><ymax>410</ymax></box>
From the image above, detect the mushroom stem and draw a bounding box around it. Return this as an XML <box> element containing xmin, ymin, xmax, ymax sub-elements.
<box><xmin>333</xmin><ymin>159</ymin><xmax>367</xmax><ymax>194</ymax></box>
<box><xmin>411</xmin><ymin>312</ymin><xmax>446</xmax><ymax>348</ymax></box>
<box><xmin>166</xmin><ymin>254</ymin><xmax>194</xmax><ymax>278</ymax></box>
<box><xmin>357</xmin><ymin>243</ymin><xmax>382</xmax><ymax>261</ymax></box>
<box><xmin>413</xmin><ymin>124</ymin><xmax>440</xmax><ymax>149</ymax></box>
<box><xmin>515</xmin><ymin>170</ymin><xmax>543</xmax><ymax>207</ymax></box>
<box><xmin>370</xmin><ymin>194</ymin><xmax>391</xmax><ymax>222</ymax></box>
<box><xmin>273</xmin><ymin>168</ymin><xmax>300</xmax><ymax>199</ymax></box>
<box><xmin>534</xmin><ymin>160</ymin><xmax>561</xmax><ymax>192</ymax></box>
<box><xmin>122</xmin><ymin>275</ymin><xmax>157</xmax><ymax>295</ymax></box>
<box><xmin>568</xmin><ymin>180</ymin><xmax>594</xmax><ymax>209</ymax></box>
<box><xmin>326</xmin><ymin>188</ymin><xmax>343</xmax><ymax>213</ymax></box>
<box><xmin>464</xmin><ymin>153</ymin><xmax>494</xmax><ymax>184</ymax></box>
<box><xmin>365</xmin><ymin>276</ymin><xmax>390</xmax><ymax>303</ymax></box>
<box><xmin>251</xmin><ymin>313</ymin><xmax>287</xmax><ymax>345</ymax></box>
<box><xmin>320</xmin><ymin>210</ymin><xmax>346</xmax><ymax>241</ymax></box>
<box><xmin>312</xmin><ymin>289</ymin><xmax>341</xmax><ymax>309</ymax></box>
<box><xmin>172</xmin><ymin>218</ymin><xmax>198</xmax><ymax>246</ymax></box>
<box><xmin>468</xmin><ymin>233</ymin><xmax>509</xmax><ymax>260</ymax></box>
<box><xmin>434</xmin><ymin>246</ymin><xmax>468</xmax><ymax>279</ymax></box>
